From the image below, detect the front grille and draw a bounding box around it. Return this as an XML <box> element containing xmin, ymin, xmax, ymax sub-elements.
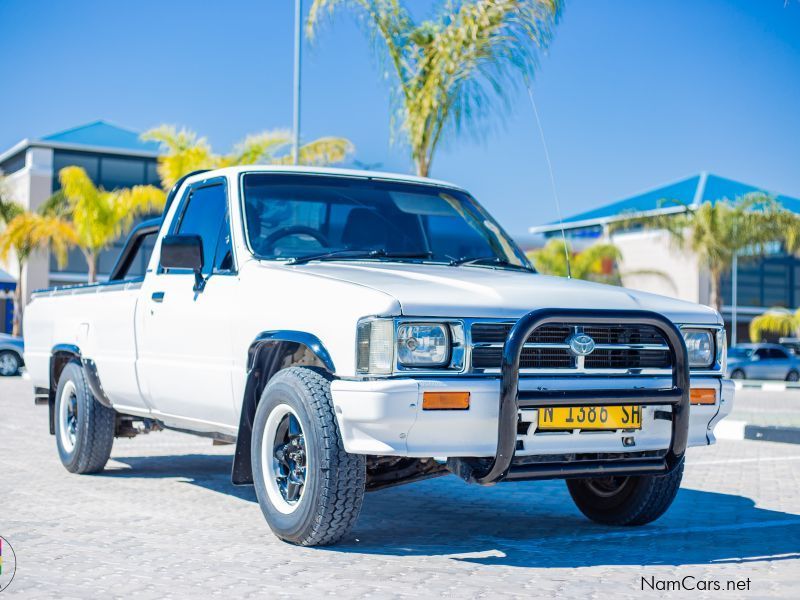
<box><xmin>470</xmin><ymin>322</ymin><xmax>671</xmax><ymax>371</ymax></box>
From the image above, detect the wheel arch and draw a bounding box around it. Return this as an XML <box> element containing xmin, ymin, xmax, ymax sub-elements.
<box><xmin>232</xmin><ymin>331</ymin><xmax>336</xmax><ymax>485</ymax></box>
<box><xmin>48</xmin><ymin>344</ymin><xmax>114</xmax><ymax>434</ymax></box>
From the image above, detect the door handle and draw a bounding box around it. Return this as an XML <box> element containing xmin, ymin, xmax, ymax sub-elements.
<box><xmin>151</xmin><ymin>291</ymin><xmax>165</xmax><ymax>303</ymax></box>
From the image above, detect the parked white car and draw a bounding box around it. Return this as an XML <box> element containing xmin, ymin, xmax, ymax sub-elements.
<box><xmin>24</xmin><ymin>166</ymin><xmax>733</xmax><ymax>545</ymax></box>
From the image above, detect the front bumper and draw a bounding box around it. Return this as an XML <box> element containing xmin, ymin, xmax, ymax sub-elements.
<box><xmin>332</xmin><ymin>308</ymin><xmax>733</xmax><ymax>485</ymax></box>
<box><xmin>331</xmin><ymin>375</ymin><xmax>733</xmax><ymax>456</ymax></box>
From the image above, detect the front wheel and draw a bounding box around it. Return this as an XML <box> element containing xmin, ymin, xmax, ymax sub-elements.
<box><xmin>786</xmin><ymin>370</ymin><xmax>799</xmax><ymax>382</ymax></box>
<box><xmin>566</xmin><ymin>462</ymin><xmax>684</xmax><ymax>526</ymax></box>
<box><xmin>251</xmin><ymin>367</ymin><xmax>366</xmax><ymax>546</ymax></box>
<box><xmin>730</xmin><ymin>369</ymin><xmax>745</xmax><ymax>380</ymax></box>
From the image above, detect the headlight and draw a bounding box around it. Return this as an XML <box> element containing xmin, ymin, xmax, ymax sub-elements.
<box><xmin>682</xmin><ymin>329</ymin><xmax>715</xmax><ymax>368</ymax></box>
<box><xmin>397</xmin><ymin>323</ymin><xmax>450</xmax><ymax>366</ymax></box>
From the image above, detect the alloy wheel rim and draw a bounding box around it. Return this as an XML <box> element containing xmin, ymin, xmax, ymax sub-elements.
<box><xmin>586</xmin><ymin>476</ymin><xmax>629</xmax><ymax>497</ymax></box>
<box><xmin>262</xmin><ymin>404</ymin><xmax>308</xmax><ymax>514</ymax></box>
<box><xmin>0</xmin><ymin>354</ymin><xmax>18</xmax><ymax>376</ymax></box>
<box><xmin>58</xmin><ymin>381</ymin><xmax>79</xmax><ymax>453</ymax></box>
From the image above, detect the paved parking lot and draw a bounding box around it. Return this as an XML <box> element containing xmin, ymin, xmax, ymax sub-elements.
<box><xmin>731</xmin><ymin>387</ymin><xmax>800</xmax><ymax>428</ymax></box>
<box><xmin>2</xmin><ymin>376</ymin><xmax>799</xmax><ymax>598</ymax></box>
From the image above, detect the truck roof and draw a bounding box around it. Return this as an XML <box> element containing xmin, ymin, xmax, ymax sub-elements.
<box><xmin>181</xmin><ymin>165</ymin><xmax>467</xmax><ymax>192</ymax></box>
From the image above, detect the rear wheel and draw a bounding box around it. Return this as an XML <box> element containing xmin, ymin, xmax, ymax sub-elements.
<box><xmin>566</xmin><ymin>462</ymin><xmax>684</xmax><ymax>526</ymax></box>
<box><xmin>0</xmin><ymin>350</ymin><xmax>21</xmax><ymax>376</ymax></box>
<box><xmin>786</xmin><ymin>370</ymin><xmax>799</xmax><ymax>382</ymax></box>
<box><xmin>54</xmin><ymin>362</ymin><xmax>115</xmax><ymax>474</ymax></box>
<box><xmin>251</xmin><ymin>367</ymin><xmax>365</xmax><ymax>546</ymax></box>
<box><xmin>730</xmin><ymin>369</ymin><xmax>745</xmax><ymax>380</ymax></box>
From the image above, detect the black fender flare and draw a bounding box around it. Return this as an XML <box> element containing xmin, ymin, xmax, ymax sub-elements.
<box><xmin>231</xmin><ymin>331</ymin><xmax>335</xmax><ymax>485</ymax></box>
<box><xmin>48</xmin><ymin>344</ymin><xmax>114</xmax><ymax>434</ymax></box>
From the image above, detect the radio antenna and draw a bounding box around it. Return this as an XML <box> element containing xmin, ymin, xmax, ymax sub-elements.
<box><xmin>527</xmin><ymin>84</ymin><xmax>572</xmax><ymax>279</ymax></box>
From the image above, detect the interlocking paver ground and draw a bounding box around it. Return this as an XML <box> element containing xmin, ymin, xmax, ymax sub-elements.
<box><xmin>2</xmin><ymin>376</ymin><xmax>799</xmax><ymax>598</ymax></box>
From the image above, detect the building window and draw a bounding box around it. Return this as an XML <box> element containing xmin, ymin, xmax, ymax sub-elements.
<box><xmin>721</xmin><ymin>254</ymin><xmax>799</xmax><ymax>309</ymax></box>
<box><xmin>0</xmin><ymin>151</ymin><xmax>26</xmax><ymax>175</ymax></box>
<box><xmin>100</xmin><ymin>156</ymin><xmax>146</xmax><ymax>190</ymax></box>
<box><xmin>146</xmin><ymin>162</ymin><xmax>160</xmax><ymax>186</ymax></box>
<box><xmin>52</xmin><ymin>151</ymin><xmax>100</xmax><ymax>188</ymax></box>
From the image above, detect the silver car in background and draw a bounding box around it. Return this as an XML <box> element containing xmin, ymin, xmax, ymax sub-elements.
<box><xmin>0</xmin><ymin>333</ymin><xmax>24</xmax><ymax>376</ymax></box>
<box><xmin>727</xmin><ymin>343</ymin><xmax>800</xmax><ymax>382</ymax></box>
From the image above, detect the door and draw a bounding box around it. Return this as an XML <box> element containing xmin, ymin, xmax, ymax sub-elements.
<box><xmin>765</xmin><ymin>347</ymin><xmax>791</xmax><ymax>379</ymax></box>
<box><xmin>747</xmin><ymin>347</ymin><xmax>771</xmax><ymax>379</ymax></box>
<box><xmin>136</xmin><ymin>179</ymin><xmax>239</xmax><ymax>429</ymax></box>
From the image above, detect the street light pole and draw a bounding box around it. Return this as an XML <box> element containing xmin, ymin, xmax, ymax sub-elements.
<box><xmin>731</xmin><ymin>253</ymin><xmax>738</xmax><ymax>346</ymax></box>
<box><xmin>291</xmin><ymin>0</ymin><xmax>302</xmax><ymax>165</ymax></box>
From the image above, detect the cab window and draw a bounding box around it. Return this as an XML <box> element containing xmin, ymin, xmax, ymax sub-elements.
<box><xmin>173</xmin><ymin>182</ymin><xmax>234</xmax><ymax>275</ymax></box>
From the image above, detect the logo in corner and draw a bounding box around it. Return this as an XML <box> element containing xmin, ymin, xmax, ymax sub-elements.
<box><xmin>567</xmin><ymin>333</ymin><xmax>596</xmax><ymax>357</ymax></box>
<box><xmin>0</xmin><ymin>536</ymin><xmax>17</xmax><ymax>593</ymax></box>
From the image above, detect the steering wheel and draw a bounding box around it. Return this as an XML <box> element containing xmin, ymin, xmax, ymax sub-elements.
<box><xmin>262</xmin><ymin>226</ymin><xmax>330</xmax><ymax>253</ymax></box>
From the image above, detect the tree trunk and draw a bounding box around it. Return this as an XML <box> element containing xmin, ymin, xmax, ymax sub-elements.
<box><xmin>415</xmin><ymin>155</ymin><xmax>429</xmax><ymax>178</ymax></box>
<box><xmin>85</xmin><ymin>252</ymin><xmax>98</xmax><ymax>284</ymax></box>
<box><xmin>11</xmin><ymin>258</ymin><xmax>23</xmax><ymax>337</ymax></box>
<box><xmin>709</xmin><ymin>267</ymin><xmax>723</xmax><ymax>313</ymax></box>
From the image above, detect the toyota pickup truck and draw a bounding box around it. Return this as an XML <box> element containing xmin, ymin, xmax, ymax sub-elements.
<box><xmin>24</xmin><ymin>166</ymin><xmax>733</xmax><ymax>546</ymax></box>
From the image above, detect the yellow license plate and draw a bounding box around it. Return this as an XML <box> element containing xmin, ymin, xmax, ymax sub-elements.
<box><xmin>537</xmin><ymin>405</ymin><xmax>642</xmax><ymax>430</ymax></box>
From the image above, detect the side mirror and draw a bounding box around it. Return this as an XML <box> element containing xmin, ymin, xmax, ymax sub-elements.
<box><xmin>160</xmin><ymin>234</ymin><xmax>206</xmax><ymax>290</ymax></box>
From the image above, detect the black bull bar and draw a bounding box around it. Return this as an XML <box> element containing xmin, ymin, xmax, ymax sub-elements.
<box><xmin>447</xmin><ymin>309</ymin><xmax>690</xmax><ymax>485</ymax></box>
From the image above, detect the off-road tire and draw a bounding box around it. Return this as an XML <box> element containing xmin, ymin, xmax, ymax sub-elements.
<box><xmin>251</xmin><ymin>367</ymin><xmax>366</xmax><ymax>546</ymax></box>
<box><xmin>54</xmin><ymin>361</ymin><xmax>115</xmax><ymax>474</ymax></box>
<box><xmin>567</xmin><ymin>461</ymin><xmax>684</xmax><ymax>526</ymax></box>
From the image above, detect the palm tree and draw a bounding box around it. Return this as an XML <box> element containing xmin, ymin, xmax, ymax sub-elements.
<box><xmin>528</xmin><ymin>239</ymin><xmax>622</xmax><ymax>283</ymax></box>
<box><xmin>142</xmin><ymin>125</ymin><xmax>354</xmax><ymax>189</ymax></box>
<box><xmin>0</xmin><ymin>200</ymin><xmax>78</xmax><ymax>335</ymax></box>
<box><xmin>749</xmin><ymin>308</ymin><xmax>800</xmax><ymax>342</ymax></box>
<box><xmin>528</xmin><ymin>238</ymin><xmax>676</xmax><ymax>291</ymax></box>
<box><xmin>47</xmin><ymin>166</ymin><xmax>166</xmax><ymax>283</ymax></box>
<box><xmin>618</xmin><ymin>194</ymin><xmax>800</xmax><ymax>312</ymax></box>
<box><xmin>307</xmin><ymin>0</ymin><xmax>562</xmax><ymax>176</ymax></box>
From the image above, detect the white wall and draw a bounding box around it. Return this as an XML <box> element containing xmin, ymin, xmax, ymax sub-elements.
<box><xmin>613</xmin><ymin>229</ymin><xmax>704</xmax><ymax>304</ymax></box>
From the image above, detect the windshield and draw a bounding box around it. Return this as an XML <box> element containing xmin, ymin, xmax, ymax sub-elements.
<box><xmin>728</xmin><ymin>347</ymin><xmax>754</xmax><ymax>359</ymax></box>
<box><xmin>241</xmin><ymin>173</ymin><xmax>532</xmax><ymax>269</ymax></box>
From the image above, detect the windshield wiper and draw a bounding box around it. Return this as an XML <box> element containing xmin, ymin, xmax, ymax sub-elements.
<box><xmin>287</xmin><ymin>249</ymin><xmax>432</xmax><ymax>266</ymax></box>
<box><xmin>448</xmin><ymin>255</ymin><xmax>535</xmax><ymax>272</ymax></box>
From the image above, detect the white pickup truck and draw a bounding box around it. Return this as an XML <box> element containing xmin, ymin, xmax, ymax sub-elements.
<box><xmin>24</xmin><ymin>166</ymin><xmax>733</xmax><ymax>546</ymax></box>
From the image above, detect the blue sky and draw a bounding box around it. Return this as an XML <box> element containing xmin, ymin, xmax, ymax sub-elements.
<box><xmin>1</xmin><ymin>0</ymin><xmax>799</xmax><ymax>235</ymax></box>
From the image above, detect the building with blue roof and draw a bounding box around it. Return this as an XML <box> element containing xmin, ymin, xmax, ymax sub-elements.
<box><xmin>0</xmin><ymin>121</ymin><xmax>160</xmax><ymax>333</ymax></box>
<box><xmin>530</xmin><ymin>173</ymin><xmax>800</xmax><ymax>343</ymax></box>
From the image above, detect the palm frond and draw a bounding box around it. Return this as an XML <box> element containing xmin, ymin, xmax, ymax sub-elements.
<box><xmin>142</xmin><ymin>125</ymin><xmax>215</xmax><ymax>188</ymax></box>
<box><xmin>749</xmin><ymin>308</ymin><xmax>799</xmax><ymax>342</ymax></box>
<box><xmin>272</xmin><ymin>137</ymin><xmax>355</xmax><ymax>166</ymax></box>
<box><xmin>114</xmin><ymin>185</ymin><xmax>167</xmax><ymax>225</ymax></box>
<box><xmin>0</xmin><ymin>212</ymin><xmax>78</xmax><ymax>267</ymax></box>
<box><xmin>0</xmin><ymin>198</ymin><xmax>24</xmax><ymax>224</ymax></box>
<box><xmin>38</xmin><ymin>190</ymin><xmax>71</xmax><ymax>218</ymax></box>
<box><xmin>225</xmin><ymin>130</ymin><xmax>292</xmax><ymax>166</ymax></box>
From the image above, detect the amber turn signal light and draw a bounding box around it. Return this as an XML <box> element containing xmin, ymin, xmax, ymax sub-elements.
<box><xmin>422</xmin><ymin>391</ymin><xmax>470</xmax><ymax>410</ymax></box>
<box><xmin>690</xmin><ymin>388</ymin><xmax>717</xmax><ymax>405</ymax></box>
